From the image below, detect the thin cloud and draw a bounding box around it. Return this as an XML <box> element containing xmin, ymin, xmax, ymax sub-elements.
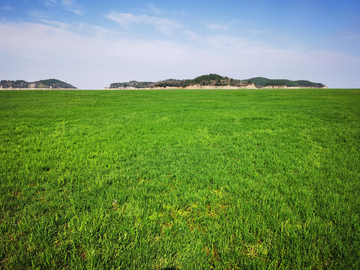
<box><xmin>30</xmin><ymin>11</ymin><xmax>48</xmax><ymax>19</ymax></box>
<box><xmin>204</xmin><ymin>35</ymin><xmax>249</xmax><ymax>49</ymax></box>
<box><xmin>146</xmin><ymin>3</ymin><xmax>162</xmax><ymax>15</ymax></box>
<box><xmin>206</xmin><ymin>20</ymin><xmax>238</xmax><ymax>32</ymax></box>
<box><xmin>183</xmin><ymin>30</ymin><xmax>201</xmax><ymax>41</ymax></box>
<box><xmin>39</xmin><ymin>19</ymin><xmax>72</xmax><ymax>28</ymax></box>
<box><xmin>44</xmin><ymin>0</ymin><xmax>82</xmax><ymax>15</ymax></box>
<box><xmin>106</xmin><ymin>12</ymin><xmax>181</xmax><ymax>35</ymax></box>
<box><xmin>250</xmin><ymin>29</ymin><xmax>268</xmax><ymax>34</ymax></box>
<box><xmin>207</xmin><ymin>24</ymin><xmax>228</xmax><ymax>31</ymax></box>
<box><xmin>342</xmin><ymin>31</ymin><xmax>360</xmax><ymax>41</ymax></box>
<box><xmin>2</xmin><ymin>6</ymin><xmax>12</xmax><ymax>10</ymax></box>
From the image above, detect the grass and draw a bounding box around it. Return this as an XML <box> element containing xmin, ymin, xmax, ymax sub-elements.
<box><xmin>0</xmin><ymin>88</ymin><xmax>359</xmax><ymax>269</ymax></box>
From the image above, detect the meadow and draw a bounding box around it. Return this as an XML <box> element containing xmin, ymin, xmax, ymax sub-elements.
<box><xmin>0</xmin><ymin>89</ymin><xmax>359</xmax><ymax>269</ymax></box>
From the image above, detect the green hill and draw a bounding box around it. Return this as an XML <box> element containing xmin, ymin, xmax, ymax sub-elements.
<box><xmin>109</xmin><ymin>74</ymin><xmax>326</xmax><ymax>89</ymax></box>
<box><xmin>110</xmin><ymin>74</ymin><xmax>247</xmax><ymax>88</ymax></box>
<box><xmin>0</xmin><ymin>79</ymin><xmax>77</xmax><ymax>89</ymax></box>
<box><xmin>248</xmin><ymin>77</ymin><xmax>326</xmax><ymax>88</ymax></box>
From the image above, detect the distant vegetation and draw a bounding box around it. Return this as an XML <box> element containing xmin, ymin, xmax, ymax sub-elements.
<box><xmin>248</xmin><ymin>77</ymin><xmax>326</xmax><ymax>88</ymax></box>
<box><xmin>110</xmin><ymin>74</ymin><xmax>247</xmax><ymax>89</ymax></box>
<box><xmin>0</xmin><ymin>79</ymin><xmax>77</xmax><ymax>89</ymax></box>
<box><xmin>110</xmin><ymin>74</ymin><xmax>326</xmax><ymax>89</ymax></box>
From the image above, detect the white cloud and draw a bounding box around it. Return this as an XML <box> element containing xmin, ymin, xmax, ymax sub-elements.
<box><xmin>106</xmin><ymin>12</ymin><xmax>180</xmax><ymax>35</ymax></box>
<box><xmin>204</xmin><ymin>35</ymin><xmax>249</xmax><ymax>49</ymax></box>
<box><xmin>2</xmin><ymin>6</ymin><xmax>11</xmax><ymax>10</ymax></box>
<box><xmin>0</xmin><ymin>21</ymin><xmax>359</xmax><ymax>89</ymax></box>
<box><xmin>0</xmin><ymin>21</ymin><xmax>190</xmax><ymax>87</ymax></box>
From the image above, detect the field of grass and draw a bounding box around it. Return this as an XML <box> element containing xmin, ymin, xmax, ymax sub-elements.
<box><xmin>1</xmin><ymin>89</ymin><xmax>360</xmax><ymax>269</ymax></box>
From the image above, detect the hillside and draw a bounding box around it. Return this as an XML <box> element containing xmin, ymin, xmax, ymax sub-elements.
<box><xmin>109</xmin><ymin>74</ymin><xmax>326</xmax><ymax>89</ymax></box>
<box><xmin>0</xmin><ymin>79</ymin><xmax>77</xmax><ymax>89</ymax></box>
<box><xmin>248</xmin><ymin>77</ymin><xmax>326</xmax><ymax>88</ymax></box>
<box><xmin>109</xmin><ymin>74</ymin><xmax>247</xmax><ymax>89</ymax></box>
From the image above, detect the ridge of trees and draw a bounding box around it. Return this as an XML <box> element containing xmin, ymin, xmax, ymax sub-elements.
<box><xmin>110</xmin><ymin>74</ymin><xmax>248</xmax><ymax>89</ymax></box>
<box><xmin>0</xmin><ymin>79</ymin><xmax>77</xmax><ymax>89</ymax></box>
<box><xmin>248</xmin><ymin>77</ymin><xmax>326</xmax><ymax>88</ymax></box>
<box><xmin>110</xmin><ymin>74</ymin><xmax>326</xmax><ymax>89</ymax></box>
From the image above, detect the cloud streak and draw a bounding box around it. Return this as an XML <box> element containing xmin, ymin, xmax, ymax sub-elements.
<box><xmin>207</xmin><ymin>24</ymin><xmax>228</xmax><ymax>31</ymax></box>
<box><xmin>342</xmin><ymin>31</ymin><xmax>360</xmax><ymax>41</ymax></box>
<box><xmin>44</xmin><ymin>0</ymin><xmax>82</xmax><ymax>15</ymax></box>
<box><xmin>106</xmin><ymin>12</ymin><xmax>181</xmax><ymax>35</ymax></box>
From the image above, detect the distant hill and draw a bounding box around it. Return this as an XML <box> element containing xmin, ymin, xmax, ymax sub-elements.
<box><xmin>248</xmin><ymin>77</ymin><xmax>326</xmax><ymax>88</ymax></box>
<box><xmin>109</xmin><ymin>74</ymin><xmax>326</xmax><ymax>89</ymax></box>
<box><xmin>109</xmin><ymin>74</ymin><xmax>247</xmax><ymax>89</ymax></box>
<box><xmin>0</xmin><ymin>79</ymin><xmax>77</xmax><ymax>89</ymax></box>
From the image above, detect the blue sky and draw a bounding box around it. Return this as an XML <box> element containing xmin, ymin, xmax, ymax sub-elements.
<box><xmin>1</xmin><ymin>0</ymin><xmax>360</xmax><ymax>88</ymax></box>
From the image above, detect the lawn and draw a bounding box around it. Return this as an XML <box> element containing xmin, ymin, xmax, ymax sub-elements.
<box><xmin>1</xmin><ymin>89</ymin><xmax>359</xmax><ymax>269</ymax></box>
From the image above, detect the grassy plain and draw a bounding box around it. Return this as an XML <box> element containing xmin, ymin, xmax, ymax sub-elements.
<box><xmin>0</xmin><ymin>89</ymin><xmax>360</xmax><ymax>269</ymax></box>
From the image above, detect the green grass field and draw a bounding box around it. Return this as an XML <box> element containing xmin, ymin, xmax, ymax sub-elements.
<box><xmin>1</xmin><ymin>89</ymin><xmax>359</xmax><ymax>269</ymax></box>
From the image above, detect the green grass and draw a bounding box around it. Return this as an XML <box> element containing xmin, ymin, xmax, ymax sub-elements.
<box><xmin>1</xmin><ymin>89</ymin><xmax>360</xmax><ymax>269</ymax></box>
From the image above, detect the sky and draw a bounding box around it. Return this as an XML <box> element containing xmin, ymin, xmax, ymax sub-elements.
<box><xmin>1</xmin><ymin>0</ymin><xmax>360</xmax><ymax>89</ymax></box>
